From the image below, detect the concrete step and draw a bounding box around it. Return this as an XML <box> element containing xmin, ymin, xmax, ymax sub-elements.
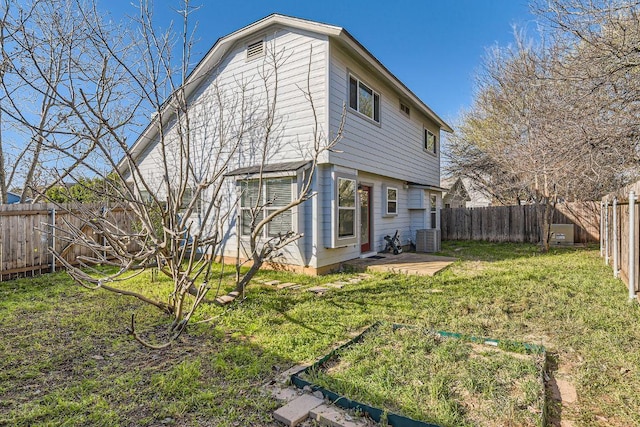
<box><xmin>273</xmin><ymin>394</ymin><xmax>324</xmax><ymax>426</ymax></box>
<box><xmin>309</xmin><ymin>404</ymin><xmax>368</xmax><ymax>427</ymax></box>
<box><xmin>276</xmin><ymin>282</ymin><xmax>298</xmax><ymax>289</ymax></box>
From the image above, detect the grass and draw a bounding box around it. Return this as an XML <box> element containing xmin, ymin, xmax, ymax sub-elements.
<box><xmin>302</xmin><ymin>323</ymin><xmax>545</xmax><ymax>426</ymax></box>
<box><xmin>1</xmin><ymin>241</ymin><xmax>640</xmax><ymax>426</ymax></box>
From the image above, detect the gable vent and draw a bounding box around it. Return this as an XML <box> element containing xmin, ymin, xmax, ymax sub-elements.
<box><xmin>246</xmin><ymin>40</ymin><xmax>264</xmax><ymax>60</ymax></box>
<box><xmin>400</xmin><ymin>102</ymin><xmax>410</xmax><ymax>117</ymax></box>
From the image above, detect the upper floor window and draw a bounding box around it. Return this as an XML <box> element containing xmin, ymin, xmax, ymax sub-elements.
<box><xmin>424</xmin><ymin>129</ymin><xmax>437</xmax><ymax>154</ymax></box>
<box><xmin>349</xmin><ymin>75</ymin><xmax>380</xmax><ymax>123</ymax></box>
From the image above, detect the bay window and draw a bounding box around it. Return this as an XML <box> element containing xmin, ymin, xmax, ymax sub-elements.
<box><xmin>240</xmin><ymin>177</ymin><xmax>293</xmax><ymax>237</ymax></box>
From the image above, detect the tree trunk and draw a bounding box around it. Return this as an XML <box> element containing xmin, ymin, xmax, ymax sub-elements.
<box><xmin>234</xmin><ymin>256</ymin><xmax>263</xmax><ymax>295</ymax></box>
<box><xmin>539</xmin><ymin>198</ymin><xmax>556</xmax><ymax>252</ymax></box>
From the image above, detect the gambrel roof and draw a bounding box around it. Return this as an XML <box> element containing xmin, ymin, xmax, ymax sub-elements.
<box><xmin>121</xmin><ymin>14</ymin><xmax>453</xmax><ymax>173</ymax></box>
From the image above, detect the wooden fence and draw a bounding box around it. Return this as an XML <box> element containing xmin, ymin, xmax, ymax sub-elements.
<box><xmin>602</xmin><ymin>181</ymin><xmax>640</xmax><ymax>298</ymax></box>
<box><xmin>441</xmin><ymin>202</ymin><xmax>600</xmax><ymax>244</ymax></box>
<box><xmin>0</xmin><ymin>203</ymin><xmax>133</xmax><ymax>281</ymax></box>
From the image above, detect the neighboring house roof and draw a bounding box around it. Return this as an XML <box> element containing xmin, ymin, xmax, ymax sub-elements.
<box><xmin>6</xmin><ymin>191</ymin><xmax>21</xmax><ymax>204</ymax></box>
<box><xmin>120</xmin><ymin>14</ymin><xmax>453</xmax><ymax>174</ymax></box>
<box><xmin>442</xmin><ymin>176</ymin><xmax>493</xmax><ymax>207</ymax></box>
<box><xmin>441</xmin><ymin>177</ymin><xmax>471</xmax><ymax>202</ymax></box>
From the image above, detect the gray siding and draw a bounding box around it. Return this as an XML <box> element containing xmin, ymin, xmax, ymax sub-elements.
<box><xmin>315</xmin><ymin>170</ymin><xmax>421</xmax><ymax>269</ymax></box>
<box><xmin>132</xmin><ymin>25</ymin><xmax>444</xmax><ymax>271</ymax></box>
<box><xmin>327</xmin><ymin>44</ymin><xmax>441</xmax><ymax>186</ymax></box>
<box><xmin>134</xmin><ymin>27</ymin><xmax>331</xmax><ymax>266</ymax></box>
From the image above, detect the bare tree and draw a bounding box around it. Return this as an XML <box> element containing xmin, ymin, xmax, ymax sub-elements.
<box><xmin>230</xmin><ymin>48</ymin><xmax>346</xmax><ymax>302</ymax></box>
<box><xmin>0</xmin><ymin>0</ymin><xmax>128</xmax><ymax>202</ymax></box>
<box><xmin>3</xmin><ymin>0</ymin><xmax>345</xmax><ymax>347</ymax></box>
<box><xmin>533</xmin><ymin>0</ymin><xmax>640</xmax><ymax>168</ymax></box>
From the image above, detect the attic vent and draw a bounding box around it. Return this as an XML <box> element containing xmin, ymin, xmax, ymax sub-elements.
<box><xmin>246</xmin><ymin>40</ymin><xmax>264</xmax><ymax>60</ymax></box>
<box><xmin>400</xmin><ymin>102</ymin><xmax>410</xmax><ymax>116</ymax></box>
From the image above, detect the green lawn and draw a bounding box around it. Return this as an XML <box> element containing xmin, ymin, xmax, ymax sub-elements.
<box><xmin>301</xmin><ymin>323</ymin><xmax>546</xmax><ymax>426</ymax></box>
<box><xmin>1</xmin><ymin>242</ymin><xmax>639</xmax><ymax>426</ymax></box>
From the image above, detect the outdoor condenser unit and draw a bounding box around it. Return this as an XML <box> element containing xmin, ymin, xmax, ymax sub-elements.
<box><xmin>550</xmin><ymin>224</ymin><xmax>574</xmax><ymax>245</ymax></box>
<box><xmin>416</xmin><ymin>229</ymin><xmax>441</xmax><ymax>253</ymax></box>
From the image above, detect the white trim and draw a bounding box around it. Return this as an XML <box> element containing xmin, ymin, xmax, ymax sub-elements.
<box><xmin>429</xmin><ymin>193</ymin><xmax>438</xmax><ymax>229</ymax></box>
<box><xmin>348</xmin><ymin>73</ymin><xmax>381</xmax><ymax>124</ymax></box>
<box><xmin>328</xmin><ymin>167</ymin><xmax>358</xmax><ymax>248</ymax></box>
<box><xmin>385</xmin><ymin>186</ymin><xmax>398</xmax><ymax>215</ymax></box>
<box><xmin>424</xmin><ymin>128</ymin><xmax>437</xmax><ymax>155</ymax></box>
<box><xmin>337</xmin><ymin>177</ymin><xmax>357</xmax><ymax>239</ymax></box>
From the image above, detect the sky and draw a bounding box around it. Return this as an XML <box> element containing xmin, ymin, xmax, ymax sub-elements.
<box><xmin>103</xmin><ymin>0</ymin><xmax>538</xmax><ymax>127</ymax></box>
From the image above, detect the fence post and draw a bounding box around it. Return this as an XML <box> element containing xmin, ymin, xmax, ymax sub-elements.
<box><xmin>50</xmin><ymin>207</ymin><xmax>56</xmax><ymax>273</ymax></box>
<box><xmin>629</xmin><ymin>191</ymin><xmax>637</xmax><ymax>300</ymax></box>
<box><xmin>600</xmin><ymin>201</ymin><xmax>604</xmax><ymax>257</ymax></box>
<box><xmin>613</xmin><ymin>197</ymin><xmax>619</xmax><ymax>278</ymax></box>
<box><xmin>604</xmin><ymin>199</ymin><xmax>609</xmax><ymax>266</ymax></box>
<box><xmin>101</xmin><ymin>206</ymin><xmax>107</xmax><ymax>260</ymax></box>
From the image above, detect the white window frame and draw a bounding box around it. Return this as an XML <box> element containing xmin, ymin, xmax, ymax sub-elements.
<box><xmin>430</xmin><ymin>194</ymin><xmax>438</xmax><ymax>229</ymax></box>
<box><xmin>139</xmin><ymin>190</ymin><xmax>152</xmax><ymax>204</ymax></box>
<box><xmin>180</xmin><ymin>187</ymin><xmax>201</xmax><ymax>215</ymax></box>
<box><xmin>239</xmin><ymin>177</ymin><xmax>294</xmax><ymax>238</ymax></box>
<box><xmin>385</xmin><ymin>186</ymin><xmax>398</xmax><ymax>215</ymax></box>
<box><xmin>349</xmin><ymin>74</ymin><xmax>381</xmax><ymax>123</ymax></box>
<box><xmin>424</xmin><ymin>128</ymin><xmax>437</xmax><ymax>155</ymax></box>
<box><xmin>337</xmin><ymin>177</ymin><xmax>357</xmax><ymax>240</ymax></box>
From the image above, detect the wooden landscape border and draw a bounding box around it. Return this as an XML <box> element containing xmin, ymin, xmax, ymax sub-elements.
<box><xmin>290</xmin><ymin>322</ymin><xmax>548</xmax><ymax>427</ymax></box>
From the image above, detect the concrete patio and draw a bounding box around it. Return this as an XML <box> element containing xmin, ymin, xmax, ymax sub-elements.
<box><xmin>345</xmin><ymin>252</ymin><xmax>457</xmax><ymax>276</ymax></box>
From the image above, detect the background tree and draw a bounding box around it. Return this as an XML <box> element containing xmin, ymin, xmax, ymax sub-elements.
<box><xmin>45</xmin><ymin>175</ymin><xmax>121</xmax><ymax>203</ymax></box>
<box><xmin>445</xmin><ymin>27</ymin><xmax>632</xmax><ymax>250</ymax></box>
<box><xmin>534</xmin><ymin>0</ymin><xmax>640</xmax><ymax>169</ymax></box>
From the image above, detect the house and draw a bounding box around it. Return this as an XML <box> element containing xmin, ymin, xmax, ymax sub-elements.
<box><xmin>441</xmin><ymin>176</ymin><xmax>492</xmax><ymax>208</ymax></box>
<box><xmin>125</xmin><ymin>14</ymin><xmax>452</xmax><ymax>274</ymax></box>
<box><xmin>441</xmin><ymin>177</ymin><xmax>470</xmax><ymax>209</ymax></box>
<box><xmin>6</xmin><ymin>191</ymin><xmax>21</xmax><ymax>204</ymax></box>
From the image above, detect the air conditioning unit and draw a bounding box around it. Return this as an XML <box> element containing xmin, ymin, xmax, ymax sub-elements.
<box><xmin>416</xmin><ymin>229</ymin><xmax>441</xmax><ymax>253</ymax></box>
<box><xmin>550</xmin><ymin>224</ymin><xmax>574</xmax><ymax>245</ymax></box>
